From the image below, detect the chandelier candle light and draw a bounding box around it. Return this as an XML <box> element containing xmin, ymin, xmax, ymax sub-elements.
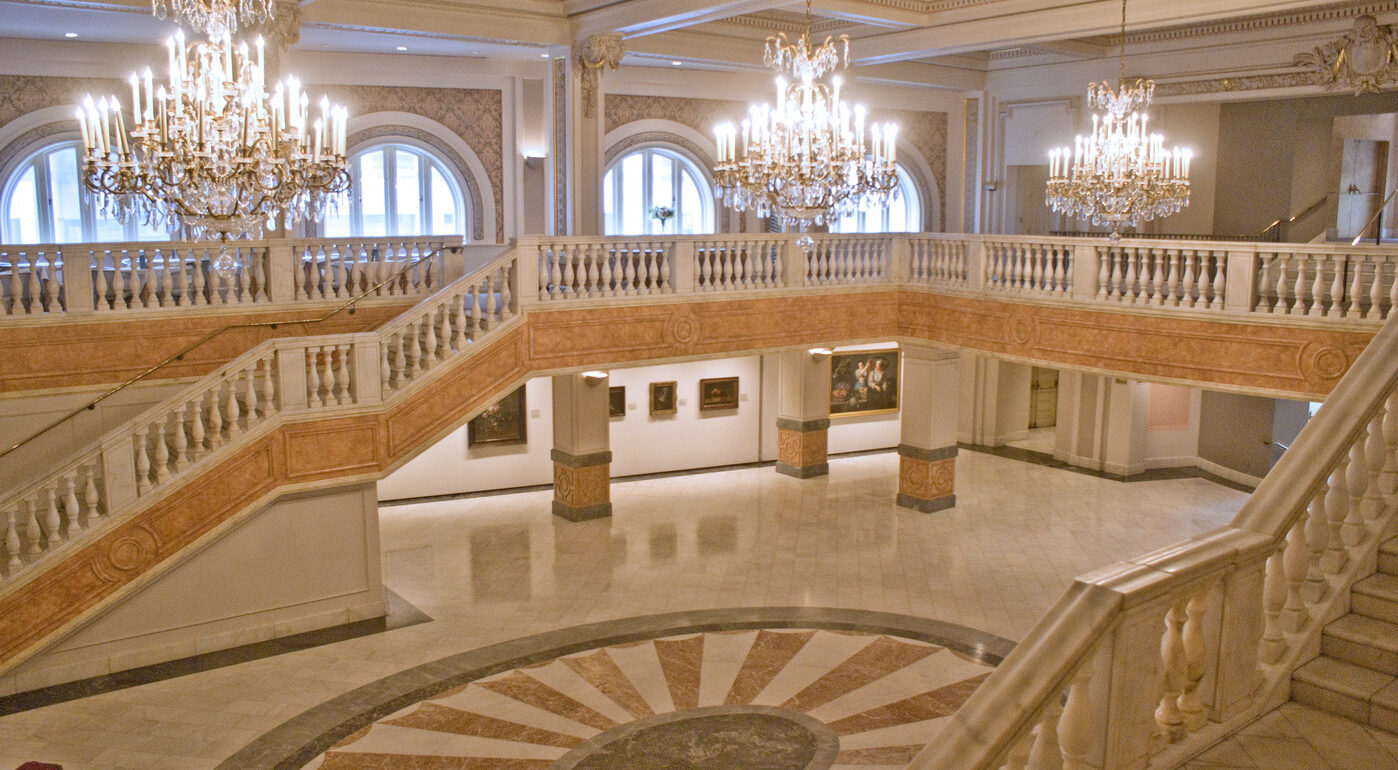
<box><xmin>77</xmin><ymin>29</ymin><xmax>349</xmax><ymax>273</ymax></box>
<box><xmin>713</xmin><ymin>3</ymin><xmax>899</xmax><ymax>248</ymax></box>
<box><xmin>1045</xmin><ymin>0</ymin><xmax>1192</xmax><ymax>240</ymax></box>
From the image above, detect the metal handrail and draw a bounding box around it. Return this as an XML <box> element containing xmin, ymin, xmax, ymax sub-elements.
<box><xmin>1257</xmin><ymin>192</ymin><xmax>1331</xmax><ymax>241</ymax></box>
<box><xmin>1351</xmin><ymin>188</ymin><xmax>1398</xmax><ymax>246</ymax></box>
<box><xmin>0</xmin><ymin>250</ymin><xmax>443</xmax><ymax>462</ymax></box>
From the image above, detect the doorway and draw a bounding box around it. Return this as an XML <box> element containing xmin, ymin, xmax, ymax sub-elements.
<box><xmin>1007</xmin><ymin>366</ymin><xmax>1059</xmax><ymax>455</ymax></box>
<box><xmin>1337</xmin><ymin>138</ymin><xmax>1389</xmax><ymax>240</ymax></box>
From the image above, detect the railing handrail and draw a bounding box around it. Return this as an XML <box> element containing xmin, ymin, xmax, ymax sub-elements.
<box><xmin>1351</xmin><ymin>188</ymin><xmax>1398</xmax><ymax>246</ymax></box>
<box><xmin>0</xmin><ymin>248</ymin><xmax>451</xmax><ymax>462</ymax></box>
<box><xmin>912</xmin><ymin>310</ymin><xmax>1398</xmax><ymax>770</ymax></box>
<box><xmin>0</xmin><ymin>234</ymin><xmax>462</xmax><ymax>254</ymax></box>
<box><xmin>1257</xmin><ymin>192</ymin><xmax>1332</xmax><ymax>240</ymax></box>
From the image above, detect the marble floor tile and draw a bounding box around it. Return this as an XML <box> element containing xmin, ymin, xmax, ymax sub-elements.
<box><xmin>0</xmin><ymin>451</ymin><xmax>1251</xmax><ymax>769</ymax></box>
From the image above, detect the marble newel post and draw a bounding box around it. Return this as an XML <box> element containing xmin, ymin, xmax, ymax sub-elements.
<box><xmin>552</xmin><ymin>372</ymin><xmax>613</xmax><ymax>521</ymax></box>
<box><xmin>549</xmin><ymin>34</ymin><xmax>622</xmax><ymax>235</ymax></box>
<box><xmin>776</xmin><ymin>350</ymin><xmax>831</xmax><ymax>478</ymax></box>
<box><xmin>897</xmin><ymin>346</ymin><xmax>959</xmax><ymax>512</ymax></box>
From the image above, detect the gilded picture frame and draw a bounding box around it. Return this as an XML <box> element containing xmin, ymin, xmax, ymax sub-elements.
<box><xmin>829</xmin><ymin>349</ymin><xmax>900</xmax><ymax>417</ymax></box>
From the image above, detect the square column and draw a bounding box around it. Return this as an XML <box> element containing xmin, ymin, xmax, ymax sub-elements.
<box><xmin>898</xmin><ymin>346</ymin><xmax>960</xmax><ymax>513</ymax></box>
<box><xmin>552</xmin><ymin>372</ymin><xmax>612</xmax><ymax>521</ymax></box>
<box><xmin>776</xmin><ymin>349</ymin><xmax>831</xmax><ymax>478</ymax></box>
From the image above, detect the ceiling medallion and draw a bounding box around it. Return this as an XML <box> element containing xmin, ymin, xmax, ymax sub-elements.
<box><xmin>1045</xmin><ymin>0</ymin><xmax>1192</xmax><ymax>241</ymax></box>
<box><xmin>1295</xmin><ymin>14</ymin><xmax>1398</xmax><ymax>95</ymax></box>
<box><xmin>77</xmin><ymin>25</ymin><xmax>349</xmax><ymax>275</ymax></box>
<box><xmin>712</xmin><ymin>0</ymin><xmax>899</xmax><ymax>251</ymax></box>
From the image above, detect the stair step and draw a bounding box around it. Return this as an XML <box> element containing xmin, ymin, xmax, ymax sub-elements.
<box><xmin>1323</xmin><ymin>614</ymin><xmax>1398</xmax><ymax>676</ymax></box>
<box><xmin>1294</xmin><ymin>655</ymin><xmax>1398</xmax><ymax>733</ymax></box>
<box><xmin>1380</xmin><ymin>537</ymin><xmax>1398</xmax><ymax>577</ymax></box>
<box><xmin>1354</xmin><ymin>574</ymin><xmax>1398</xmax><ymax>625</ymax></box>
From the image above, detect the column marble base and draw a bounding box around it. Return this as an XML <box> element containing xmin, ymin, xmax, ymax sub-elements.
<box><xmin>896</xmin><ymin>444</ymin><xmax>957</xmax><ymax>513</ymax></box>
<box><xmin>775</xmin><ymin>418</ymin><xmax>829</xmax><ymax>479</ymax></box>
<box><xmin>551</xmin><ymin>449</ymin><xmax>612</xmax><ymax>521</ymax></box>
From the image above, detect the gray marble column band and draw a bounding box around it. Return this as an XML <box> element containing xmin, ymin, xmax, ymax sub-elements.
<box><xmin>897</xmin><ymin>493</ymin><xmax>958</xmax><ymax>513</ymax></box>
<box><xmin>898</xmin><ymin>444</ymin><xmax>958</xmax><ymax>462</ymax></box>
<box><xmin>550</xmin><ymin>449</ymin><xmax>613</xmax><ymax>468</ymax></box>
<box><xmin>218</xmin><ymin>607</ymin><xmax>1014</xmax><ymax>770</ymax></box>
<box><xmin>775</xmin><ymin>461</ymin><xmax>829</xmax><ymax>479</ymax></box>
<box><xmin>552</xmin><ymin>500</ymin><xmax>613</xmax><ymax>521</ymax></box>
<box><xmin>776</xmin><ymin>417</ymin><xmax>830</xmax><ymax>433</ymax></box>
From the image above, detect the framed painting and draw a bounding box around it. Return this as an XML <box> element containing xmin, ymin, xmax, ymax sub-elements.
<box><xmin>609</xmin><ymin>386</ymin><xmax>626</xmax><ymax>418</ymax></box>
<box><xmin>649</xmin><ymin>381</ymin><xmax>678</xmax><ymax>416</ymax></box>
<box><xmin>698</xmin><ymin>377</ymin><xmax>739</xmax><ymax>411</ymax></box>
<box><xmin>829</xmin><ymin>349</ymin><xmax>900</xmax><ymax>417</ymax></box>
<box><xmin>468</xmin><ymin>387</ymin><xmax>528</xmax><ymax>446</ymax></box>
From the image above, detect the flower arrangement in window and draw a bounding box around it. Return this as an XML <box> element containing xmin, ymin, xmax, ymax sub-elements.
<box><xmin>649</xmin><ymin>204</ymin><xmax>674</xmax><ymax>230</ymax></box>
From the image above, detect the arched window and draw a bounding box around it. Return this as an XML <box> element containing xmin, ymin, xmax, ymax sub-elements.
<box><xmin>2</xmin><ymin>140</ymin><xmax>164</xmax><ymax>244</ymax></box>
<box><xmin>323</xmin><ymin>142</ymin><xmax>466</xmax><ymax>238</ymax></box>
<box><xmin>603</xmin><ymin>146</ymin><xmax>713</xmax><ymax>236</ymax></box>
<box><xmin>830</xmin><ymin>164</ymin><xmax>923</xmax><ymax>234</ymax></box>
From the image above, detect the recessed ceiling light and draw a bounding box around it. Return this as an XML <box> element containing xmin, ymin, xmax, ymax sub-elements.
<box><xmin>540</xmin><ymin>52</ymin><xmax>550</xmax><ymax>58</ymax></box>
<box><xmin>671</xmin><ymin>60</ymin><xmax>682</xmax><ymax>66</ymax></box>
<box><xmin>64</xmin><ymin>32</ymin><xmax>78</xmax><ymax>38</ymax></box>
<box><xmin>396</xmin><ymin>45</ymin><xmax>407</xmax><ymax>51</ymax></box>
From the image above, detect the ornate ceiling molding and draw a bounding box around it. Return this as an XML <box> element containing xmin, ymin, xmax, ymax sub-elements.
<box><xmin>1121</xmin><ymin>2</ymin><xmax>1398</xmax><ymax>46</ymax></box>
<box><xmin>1294</xmin><ymin>14</ymin><xmax>1398</xmax><ymax>94</ymax></box>
<box><xmin>1151</xmin><ymin>71</ymin><xmax>1315</xmax><ymax>97</ymax></box>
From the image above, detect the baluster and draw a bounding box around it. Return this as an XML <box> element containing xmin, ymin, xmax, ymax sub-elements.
<box><xmin>1382</xmin><ymin>389</ymin><xmax>1398</xmax><ymax>496</ymax></box>
<box><xmin>1274</xmin><ymin>255</ymin><xmax>1291</xmax><ymax>313</ymax></box>
<box><xmin>1261</xmin><ymin>546</ymin><xmax>1287</xmax><ymax>664</ymax></box>
<box><xmin>262</xmin><ymin>357</ymin><xmax>277</xmax><ymax>414</ymax></box>
<box><xmin>1389</xmin><ymin>259</ymin><xmax>1398</xmax><ymax>320</ymax></box>
<box><xmin>1058</xmin><ymin>663</ymin><xmax>1095</xmax><ymax>770</ymax></box>
<box><xmin>1344</xmin><ymin>433</ymin><xmax>1367</xmax><ymax>538</ymax></box>
<box><xmin>1283</xmin><ymin>514</ymin><xmax>1309</xmax><ymax>633</ymax></box>
<box><xmin>407</xmin><ymin>323</ymin><xmax>423</xmax><ymax>377</ymax></box>
<box><xmin>1124</xmin><ymin>247</ymin><xmax>1140</xmax><ymax>303</ymax></box>
<box><xmin>1150</xmin><ymin>248</ymin><xmax>1166</xmax><ymax>304</ymax></box>
<box><xmin>225</xmin><ymin>373</ymin><xmax>242</xmax><ymax>438</ymax></box>
<box><xmin>170</xmin><ymin>409</ymin><xmax>188</xmax><ymax>472</ymax></box>
<box><xmin>1096</xmin><ymin>246</ymin><xmax>1111</xmax><ymax>298</ymax></box>
<box><xmin>1364</xmin><ymin>409</ymin><xmax>1387</xmax><ymax>521</ymax></box>
<box><xmin>191</xmin><ymin>247</ymin><xmax>208</xmax><ymax>306</ymax></box>
<box><xmin>567</xmin><ymin>246</ymin><xmax>582</xmax><ymax>296</ymax></box>
<box><xmin>1257</xmin><ymin>255</ymin><xmax>1275</xmax><ymax>312</ymax></box>
<box><xmin>207</xmin><ymin>384</ymin><xmax>225</xmax><ymax>448</ymax></box>
<box><xmin>1026</xmin><ymin>698</ymin><xmax>1064</xmax><ymax>769</ymax></box>
<box><xmin>318</xmin><ymin>343</ymin><xmax>335</xmax><ymax>400</ymax></box>
<box><xmin>242</xmin><ymin>365</ymin><xmax>259</xmax><ymax>420</ymax></box>
<box><xmin>1368</xmin><ymin>256</ymin><xmax>1385</xmax><ymax>320</ymax></box>
<box><xmin>135</xmin><ymin>426</ymin><xmax>152</xmax><ymax>495</ymax></box>
<box><xmin>581</xmin><ymin>244</ymin><xmax>596</xmax><ymax>298</ymax></box>
<box><xmin>428</xmin><ymin>305</ymin><xmax>443</xmax><ymax>364</ymax></box>
<box><xmin>42</xmin><ymin>487</ymin><xmax>62</xmax><ymax>546</ymax></box>
<box><xmin>1294</xmin><ymin>255</ymin><xmax>1311</xmax><ymax>315</ymax></box>
<box><xmin>1209</xmin><ymin>252</ymin><xmax>1226</xmax><ymax>310</ymax></box>
<box><xmin>306</xmin><ymin>348</ymin><xmax>323</xmax><ymax>407</ymax></box>
<box><xmin>1030</xmin><ymin>244</ymin><xmax>1044</xmax><ymax>291</ymax></box>
<box><xmin>233</xmin><ymin>249</ymin><xmax>249</xmax><ymax>303</ymax></box>
<box><xmin>1328</xmin><ymin>255</ymin><xmax>1346</xmax><ymax>318</ymax></box>
<box><xmin>1156</xmin><ymin>600</ymin><xmax>1187</xmax><ymax>742</ymax></box>
<box><xmin>1011</xmin><ymin>245</ymin><xmax>1026</xmax><ymax>291</ymax></box>
<box><xmin>1163</xmin><ymin>250</ymin><xmax>1180</xmax><ymax>306</ymax></box>
<box><xmin>643</xmin><ymin>245</ymin><xmax>656</xmax><ymax>293</ymax></box>
<box><xmin>62</xmin><ymin>475</ymin><xmax>81</xmax><ymax>536</ymax></box>
<box><xmin>381</xmin><ymin>340</ymin><xmax>394</xmax><ymax>393</ymax></box>
<box><xmin>83</xmin><ymin>466</ymin><xmax>101</xmax><ymax>522</ymax></box>
<box><xmin>5</xmin><ymin>508</ymin><xmax>21</xmax><ymax>574</ymax></box>
<box><xmin>188</xmin><ymin>399</ymin><xmax>206</xmax><ymax>458</ymax></box>
<box><xmin>1004</xmin><ymin>733</ymin><xmax>1033</xmax><ymax>770</ymax></box>
<box><xmin>501</xmin><ymin>265</ymin><xmax>515</xmax><ymax>318</ymax></box>
<box><xmin>1177</xmin><ymin>587</ymin><xmax>1210</xmax><ymax>733</ymax></box>
<box><xmin>1174</xmin><ymin>251</ymin><xmax>1193</xmax><ymax>309</ymax></box>
<box><xmin>336</xmin><ymin>344</ymin><xmax>353</xmax><ymax>404</ymax></box>
<box><xmin>1051</xmin><ymin>247</ymin><xmax>1066</xmax><ymax>293</ymax></box>
<box><xmin>721</xmin><ymin>244</ymin><xmax>734</xmax><ymax>288</ymax></box>
<box><xmin>1307</xmin><ymin>256</ymin><xmax>1325</xmax><ymax>316</ymax></box>
<box><xmin>1323</xmin><ymin>453</ymin><xmax>1350</xmax><ymax>573</ymax></box>
<box><xmin>1350</xmin><ymin>256</ymin><xmax>1365</xmax><ymax>318</ymax></box>
<box><xmin>549</xmin><ymin>246</ymin><xmax>564</xmax><ymax>299</ymax></box>
<box><xmin>24</xmin><ymin>500</ymin><xmax>41</xmax><ymax>556</ymax></box>
<box><xmin>1304</xmin><ymin>488</ymin><xmax>1329</xmax><ymax>603</ymax></box>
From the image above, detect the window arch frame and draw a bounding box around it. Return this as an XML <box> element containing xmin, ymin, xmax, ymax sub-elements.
<box><xmin>324</xmin><ymin>137</ymin><xmax>469</xmax><ymax>240</ymax></box>
<box><xmin>829</xmin><ymin>163</ymin><xmax>925</xmax><ymax>234</ymax></box>
<box><xmin>603</xmin><ymin>143</ymin><xmax>716</xmax><ymax>236</ymax></box>
<box><xmin>1</xmin><ymin>137</ymin><xmax>165</xmax><ymax>244</ymax></box>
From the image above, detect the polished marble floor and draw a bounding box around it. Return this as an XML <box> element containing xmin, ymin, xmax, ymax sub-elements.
<box><xmin>0</xmin><ymin>450</ymin><xmax>1257</xmax><ymax>769</ymax></box>
<box><xmin>1185</xmin><ymin>702</ymin><xmax>1398</xmax><ymax>769</ymax></box>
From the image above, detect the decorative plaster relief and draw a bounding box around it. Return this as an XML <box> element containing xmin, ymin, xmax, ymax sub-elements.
<box><xmin>1295</xmin><ymin>14</ymin><xmax>1398</xmax><ymax>94</ymax></box>
<box><xmin>577</xmin><ymin>34</ymin><xmax>624</xmax><ymax>120</ymax></box>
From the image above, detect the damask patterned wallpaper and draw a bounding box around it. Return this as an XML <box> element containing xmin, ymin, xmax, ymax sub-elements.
<box><xmin>0</xmin><ymin>76</ymin><xmax>506</xmax><ymax>241</ymax></box>
<box><xmin>317</xmin><ymin>85</ymin><xmax>504</xmax><ymax>241</ymax></box>
<box><xmin>605</xmin><ymin>94</ymin><xmax>948</xmax><ymax>223</ymax></box>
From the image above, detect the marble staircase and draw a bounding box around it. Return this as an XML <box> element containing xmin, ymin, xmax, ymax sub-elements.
<box><xmin>1293</xmin><ymin>537</ymin><xmax>1398</xmax><ymax>734</ymax></box>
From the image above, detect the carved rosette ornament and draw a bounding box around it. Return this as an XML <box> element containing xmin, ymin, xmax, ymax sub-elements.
<box><xmin>577</xmin><ymin>33</ymin><xmax>624</xmax><ymax>119</ymax></box>
<box><xmin>1295</xmin><ymin>15</ymin><xmax>1398</xmax><ymax>95</ymax></box>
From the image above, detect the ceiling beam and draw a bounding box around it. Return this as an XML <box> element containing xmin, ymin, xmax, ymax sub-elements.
<box><xmin>1020</xmin><ymin>38</ymin><xmax>1111</xmax><ymax>59</ymax></box>
<box><xmin>849</xmin><ymin>0</ymin><xmax>1358</xmax><ymax>64</ymax></box>
<box><xmin>570</xmin><ymin>0</ymin><xmax>794</xmax><ymax>41</ymax></box>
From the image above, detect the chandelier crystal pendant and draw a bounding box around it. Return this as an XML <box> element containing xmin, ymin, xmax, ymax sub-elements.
<box><xmin>152</xmin><ymin>0</ymin><xmax>273</xmax><ymax>37</ymax></box>
<box><xmin>77</xmin><ymin>29</ymin><xmax>350</xmax><ymax>273</ymax></box>
<box><xmin>712</xmin><ymin>1</ymin><xmax>899</xmax><ymax>247</ymax></box>
<box><xmin>1045</xmin><ymin>0</ymin><xmax>1192</xmax><ymax>241</ymax></box>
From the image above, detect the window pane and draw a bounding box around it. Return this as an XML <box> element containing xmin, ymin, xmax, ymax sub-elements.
<box><xmin>680</xmin><ymin>172</ymin><xmax>701</xmax><ymax>234</ymax></box>
<box><xmin>888</xmin><ymin>197</ymin><xmax>907</xmax><ymax>232</ymax></box>
<box><xmin>619</xmin><ymin>152</ymin><xmax>643</xmax><ymax>235</ymax></box>
<box><xmin>394</xmin><ymin>149</ymin><xmax>420</xmax><ymax>235</ymax></box>
<box><xmin>48</xmin><ymin>147</ymin><xmax>89</xmax><ymax>243</ymax></box>
<box><xmin>359</xmin><ymin>150</ymin><xmax>387</xmax><ymax>236</ymax></box>
<box><xmin>649</xmin><ymin>153</ymin><xmax>673</xmax><ymax>234</ymax></box>
<box><xmin>323</xmin><ymin>190</ymin><xmax>351</xmax><ymax>238</ymax></box>
<box><xmin>5</xmin><ymin>165</ymin><xmax>40</xmax><ymax>243</ymax></box>
<box><xmin>602</xmin><ymin>168</ymin><xmax>616</xmax><ymax>235</ymax></box>
<box><xmin>429</xmin><ymin>166</ymin><xmax>457</xmax><ymax>235</ymax></box>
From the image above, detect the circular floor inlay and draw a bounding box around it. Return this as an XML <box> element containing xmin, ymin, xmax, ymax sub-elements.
<box><xmin>555</xmin><ymin>706</ymin><xmax>837</xmax><ymax>770</ymax></box>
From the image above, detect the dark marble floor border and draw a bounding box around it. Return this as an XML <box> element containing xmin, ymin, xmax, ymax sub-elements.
<box><xmin>959</xmin><ymin>443</ymin><xmax>1258</xmax><ymax>492</ymax></box>
<box><xmin>216</xmin><ymin>606</ymin><xmax>1016</xmax><ymax>770</ymax></box>
<box><xmin>0</xmin><ymin>588</ymin><xmax>430</xmax><ymax>717</ymax></box>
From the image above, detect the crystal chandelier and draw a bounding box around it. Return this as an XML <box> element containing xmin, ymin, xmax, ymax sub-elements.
<box><xmin>712</xmin><ymin>0</ymin><xmax>899</xmax><ymax>245</ymax></box>
<box><xmin>77</xmin><ymin>29</ymin><xmax>349</xmax><ymax>272</ymax></box>
<box><xmin>152</xmin><ymin>0</ymin><xmax>272</xmax><ymax>36</ymax></box>
<box><xmin>1045</xmin><ymin>0</ymin><xmax>1191</xmax><ymax>241</ymax></box>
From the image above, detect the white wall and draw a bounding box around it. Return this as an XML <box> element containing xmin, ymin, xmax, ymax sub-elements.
<box><xmin>1</xmin><ymin>482</ymin><xmax>384</xmax><ymax>695</ymax></box>
<box><xmin>1144</xmin><ymin>384</ymin><xmax>1202</xmax><ymax>469</ymax></box>
<box><xmin>827</xmin><ymin>342</ymin><xmax>902</xmax><ymax>454</ymax></box>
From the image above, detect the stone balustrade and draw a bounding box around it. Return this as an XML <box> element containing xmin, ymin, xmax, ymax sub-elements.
<box><xmin>911</xmin><ymin>310</ymin><xmax>1398</xmax><ymax>769</ymax></box>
